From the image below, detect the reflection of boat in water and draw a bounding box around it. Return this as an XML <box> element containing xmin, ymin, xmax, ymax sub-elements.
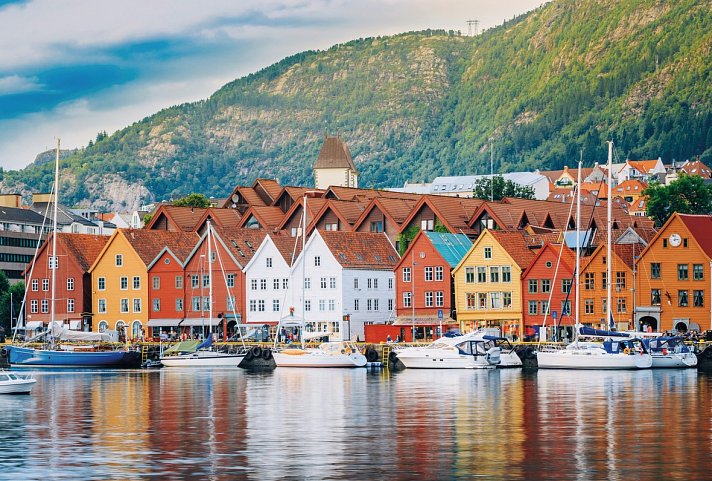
<box><xmin>395</xmin><ymin>331</ymin><xmax>501</xmax><ymax>369</ymax></box>
<box><xmin>0</xmin><ymin>370</ymin><xmax>36</xmax><ymax>394</ymax></box>
<box><xmin>272</xmin><ymin>341</ymin><xmax>366</xmax><ymax>368</ymax></box>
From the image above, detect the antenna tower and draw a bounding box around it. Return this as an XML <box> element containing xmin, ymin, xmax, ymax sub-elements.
<box><xmin>467</xmin><ymin>19</ymin><xmax>479</xmax><ymax>36</ymax></box>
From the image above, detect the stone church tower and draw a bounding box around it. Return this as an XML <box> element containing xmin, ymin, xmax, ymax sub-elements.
<box><xmin>313</xmin><ymin>133</ymin><xmax>358</xmax><ymax>189</ymax></box>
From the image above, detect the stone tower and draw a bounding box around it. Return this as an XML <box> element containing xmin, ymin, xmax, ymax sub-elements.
<box><xmin>313</xmin><ymin>133</ymin><xmax>358</xmax><ymax>189</ymax></box>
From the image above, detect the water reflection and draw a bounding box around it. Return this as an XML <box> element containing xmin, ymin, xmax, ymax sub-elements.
<box><xmin>0</xmin><ymin>368</ymin><xmax>710</xmax><ymax>480</ymax></box>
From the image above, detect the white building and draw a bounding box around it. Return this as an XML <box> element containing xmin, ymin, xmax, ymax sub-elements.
<box><xmin>313</xmin><ymin>134</ymin><xmax>358</xmax><ymax>190</ymax></box>
<box><xmin>429</xmin><ymin>172</ymin><xmax>551</xmax><ymax>200</ymax></box>
<box><xmin>290</xmin><ymin>230</ymin><xmax>399</xmax><ymax>341</ymax></box>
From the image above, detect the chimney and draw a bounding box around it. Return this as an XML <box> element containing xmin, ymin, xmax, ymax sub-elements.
<box><xmin>0</xmin><ymin>194</ymin><xmax>21</xmax><ymax>208</ymax></box>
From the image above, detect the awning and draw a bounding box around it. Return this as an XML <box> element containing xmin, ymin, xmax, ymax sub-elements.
<box><xmin>25</xmin><ymin>321</ymin><xmax>43</xmax><ymax>330</ymax></box>
<box><xmin>180</xmin><ymin>318</ymin><xmax>223</xmax><ymax>327</ymax></box>
<box><xmin>147</xmin><ymin>319</ymin><xmax>183</xmax><ymax>327</ymax></box>
<box><xmin>69</xmin><ymin>320</ymin><xmax>81</xmax><ymax>330</ymax></box>
<box><xmin>393</xmin><ymin>316</ymin><xmax>458</xmax><ymax>326</ymax></box>
<box><xmin>303</xmin><ymin>330</ymin><xmax>332</xmax><ymax>340</ymax></box>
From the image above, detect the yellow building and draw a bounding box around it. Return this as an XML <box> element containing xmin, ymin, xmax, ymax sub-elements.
<box><xmin>452</xmin><ymin>230</ymin><xmax>535</xmax><ymax>339</ymax></box>
<box><xmin>88</xmin><ymin>229</ymin><xmax>197</xmax><ymax>338</ymax></box>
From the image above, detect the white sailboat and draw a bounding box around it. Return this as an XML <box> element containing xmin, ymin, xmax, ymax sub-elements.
<box><xmin>537</xmin><ymin>145</ymin><xmax>652</xmax><ymax>370</ymax></box>
<box><xmin>160</xmin><ymin>221</ymin><xmax>246</xmax><ymax>367</ymax></box>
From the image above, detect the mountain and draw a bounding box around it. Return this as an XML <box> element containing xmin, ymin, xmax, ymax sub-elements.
<box><xmin>2</xmin><ymin>0</ymin><xmax>711</xmax><ymax>211</ymax></box>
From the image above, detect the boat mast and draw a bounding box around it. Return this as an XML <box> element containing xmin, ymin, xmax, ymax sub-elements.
<box><xmin>301</xmin><ymin>194</ymin><xmax>307</xmax><ymax>348</ymax></box>
<box><xmin>49</xmin><ymin>138</ymin><xmax>60</xmax><ymax>345</ymax></box>
<box><xmin>207</xmin><ymin>220</ymin><xmax>213</xmax><ymax>340</ymax></box>
<box><xmin>607</xmin><ymin>141</ymin><xmax>613</xmax><ymax>330</ymax></box>
<box><xmin>575</xmin><ymin>160</ymin><xmax>581</xmax><ymax>342</ymax></box>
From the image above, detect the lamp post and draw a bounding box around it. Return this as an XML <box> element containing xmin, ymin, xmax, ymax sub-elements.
<box><xmin>411</xmin><ymin>249</ymin><xmax>416</xmax><ymax>342</ymax></box>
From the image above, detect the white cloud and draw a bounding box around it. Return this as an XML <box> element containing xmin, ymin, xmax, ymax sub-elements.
<box><xmin>0</xmin><ymin>74</ymin><xmax>42</xmax><ymax>95</ymax></box>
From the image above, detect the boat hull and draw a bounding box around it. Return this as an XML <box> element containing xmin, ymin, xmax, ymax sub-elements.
<box><xmin>396</xmin><ymin>350</ymin><xmax>496</xmax><ymax>369</ymax></box>
<box><xmin>5</xmin><ymin>345</ymin><xmax>140</xmax><ymax>368</ymax></box>
<box><xmin>498</xmin><ymin>351</ymin><xmax>523</xmax><ymax>368</ymax></box>
<box><xmin>537</xmin><ymin>349</ymin><xmax>652</xmax><ymax>369</ymax></box>
<box><xmin>651</xmin><ymin>353</ymin><xmax>697</xmax><ymax>368</ymax></box>
<box><xmin>272</xmin><ymin>351</ymin><xmax>366</xmax><ymax>368</ymax></box>
<box><xmin>0</xmin><ymin>378</ymin><xmax>36</xmax><ymax>394</ymax></box>
<box><xmin>160</xmin><ymin>352</ymin><xmax>245</xmax><ymax>367</ymax></box>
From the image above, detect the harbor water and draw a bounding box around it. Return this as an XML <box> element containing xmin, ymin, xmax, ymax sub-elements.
<box><xmin>0</xmin><ymin>368</ymin><xmax>710</xmax><ymax>480</ymax></box>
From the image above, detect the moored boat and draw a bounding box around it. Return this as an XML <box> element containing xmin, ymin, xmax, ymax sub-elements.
<box><xmin>0</xmin><ymin>370</ymin><xmax>37</xmax><ymax>394</ymax></box>
<box><xmin>395</xmin><ymin>331</ymin><xmax>502</xmax><ymax>369</ymax></box>
<box><xmin>272</xmin><ymin>341</ymin><xmax>366</xmax><ymax>368</ymax></box>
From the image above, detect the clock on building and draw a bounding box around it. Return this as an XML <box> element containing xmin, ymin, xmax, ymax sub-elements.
<box><xmin>669</xmin><ymin>233</ymin><xmax>682</xmax><ymax>247</ymax></box>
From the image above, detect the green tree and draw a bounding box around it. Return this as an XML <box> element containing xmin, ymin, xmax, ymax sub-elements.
<box><xmin>0</xmin><ymin>272</ymin><xmax>23</xmax><ymax>332</ymax></box>
<box><xmin>645</xmin><ymin>175</ymin><xmax>712</xmax><ymax>227</ymax></box>
<box><xmin>472</xmin><ymin>175</ymin><xmax>535</xmax><ymax>201</ymax></box>
<box><xmin>172</xmin><ymin>193</ymin><xmax>212</xmax><ymax>208</ymax></box>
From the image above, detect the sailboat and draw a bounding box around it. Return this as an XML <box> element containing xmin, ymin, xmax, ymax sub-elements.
<box><xmin>536</xmin><ymin>145</ymin><xmax>652</xmax><ymax>370</ymax></box>
<box><xmin>271</xmin><ymin>193</ymin><xmax>367</xmax><ymax>368</ymax></box>
<box><xmin>160</xmin><ymin>221</ymin><xmax>247</xmax><ymax>367</ymax></box>
<box><xmin>4</xmin><ymin>139</ymin><xmax>140</xmax><ymax>368</ymax></box>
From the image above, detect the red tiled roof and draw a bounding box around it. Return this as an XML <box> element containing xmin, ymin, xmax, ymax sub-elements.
<box><xmin>488</xmin><ymin>230</ymin><xmax>536</xmax><ymax>269</ymax></box>
<box><xmin>680</xmin><ymin>160</ymin><xmax>712</xmax><ymax>178</ymax></box>
<box><xmin>146</xmin><ymin>205</ymin><xmax>207</xmax><ymax>232</ymax></box>
<box><xmin>238</xmin><ymin>206</ymin><xmax>285</xmax><ymax>230</ymax></box>
<box><xmin>627</xmin><ymin>160</ymin><xmax>660</xmax><ymax>174</ymax></box>
<box><xmin>613</xmin><ymin>179</ymin><xmax>647</xmax><ymax>195</ymax></box>
<box><xmin>319</xmin><ymin>231</ymin><xmax>399</xmax><ymax>269</ymax></box>
<box><xmin>325</xmin><ymin>186</ymin><xmax>421</xmax><ymax>202</ymax></box>
<box><xmin>122</xmin><ymin>229</ymin><xmax>199</xmax><ymax>265</ymax></box>
<box><xmin>677</xmin><ymin>214</ymin><xmax>712</xmax><ymax>258</ymax></box>
<box><xmin>311</xmin><ymin>199</ymin><xmax>367</xmax><ymax>230</ymax></box>
<box><xmin>61</xmin><ymin>234</ymin><xmax>110</xmax><ymax>272</ymax></box>
<box><xmin>212</xmin><ymin>227</ymin><xmax>269</xmax><ymax>268</ymax></box>
<box><xmin>268</xmin><ymin>231</ymin><xmax>302</xmax><ymax>266</ymax></box>
<box><xmin>252</xmin><ymin>178</ymin><xmax>283</xmax><ymax>202</ymax></box>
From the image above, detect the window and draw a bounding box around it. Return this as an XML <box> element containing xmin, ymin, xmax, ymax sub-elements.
<box><xmin>421</xmin><ymin>219</ymin><xmax>434</xmax><ymax>230</ymax></box>
<box><xmin>602</xmin><ymin>299</ymin><xmax>607</xmax><ymax>314</ymax></box>
<box><xmin>325</xmin><ymin>222</ymin><xmax>338</xmax><ymax>231</ymax></box>
<box><xmin>227</xmin><ymin>274</ymin><xmax>235</xmax><ymax>288</ymax></box>
<box><xmin>435</xmin><ymin>266</ymin><xmax>444</xmax><ymax>281</ymax></box>
<box><xmin>67</xmin><ymin>278</ymin><xmax>74</xmax><ymax>291</ymax></box>
<box><xmin>562</xmin><ymin>279</ymin><xmax>572</xmax><ymax>293</ymax></box>
<box><xmin>226</xmin><ymin>296</ymin><xmax>235</xmax><ymax>310</ymax></box>
<box><xmin>98</xmin><ymin>277</ymin><xmax>106</xmax><ymax>291</ymax></box>
<box><xmin>584</xmin><ymin>273</ymin><xmax>594</xmax><ymax>290</ymax></box>
<box><xmin>314</xmin><ymin>256</ymin><xmax>321</xmax><ymax>267</ymax></box>
<box><xmin>42</xmin><ymin>278</ymin><xmax>49</xmax><ymax>291</ymax></box>
<box><xmin>305</xmin><ymin>277</ymin><xmax>311</xmax><ymax>289</ymax></box>
<box><xmin>120</xmin><ymin>298</ymin><xmax>129</xmax><ymax>313</ymax></box>
<box><xmin>133</xmin><ymin>298</ymin><xmax>141</xmax><ymax>313</ymax></box>
<box><xmin>484</xmin><ymin>247</ymin><xmax>492</xmax><ymax>259</ymax></box>
<box><xmin>402</xmin><ymin>267</ymin><xmax>411</xmax><ymax>283</ymax></box>
<box><xmin>191</xmin><ymin>296</ymin><xmax>200</xmax><ymax>311</ymax></box>
<box><xmin>354</xmin><ymin>278</ymin><xmax>359</xmax><ymax>289</ymax></box>
<box><xmin>370</xmin><ymin>221</ymin><xmax>383</xmax><ymax>232</ymax></box>
<box><xmin>48</xmin><ymin>256</ymin><xmax>58</xmax><ymax>269</ymax></box>
<box><xmin>540</xmin><ymin>300</ymin><xmax>550</xmax><ymax>315</ymax></box>
<box><xmin>436</xmin><ymin>291</ymin><xmax>444</xmax><ymax>307</ymax></box>
<box><xmin>388</xmin><ymin>278</ymin><xmax>393</xmax><ymax>289</ymax></box>
<box><xmin>30</xmin><ymin>299</ymin><xmax>38</xmax><ymax>313</ymax></box>
<box><xmin>115</xmin><ymin>254</ymin><xmax>123</xmax><ymax>266</ymax></box>
<box><xmin>191</xmin><ymin>275</ymin><xmax>199</xmax><ymax>288</ymax></box>
<box><xmin>650</xmin><ymin>263</ymin><xmax>661</xmax><ymax>279</ymax></box>
<box><xmin>152</xmin><ymin>276</ymin><xmax>160</xmax><ymax>290</ymax></box>
<box><xmin>388</xmin><ymin>299</ymin><xmax>393</xmax><ymax>311</ymax></box>
<box><xmin>258</xmin><ymin>300</ymin><xmax>265</xmax><ymax>312</ymax></box>
<box><xmin>330</xmin><ymin>277</ymin><xmax>336</xmax><ymax>289</ymax></box>
<box><xmin>584</xmin><ymin>299</ymin><xmax>594</xmax><ymax>314</ymax></box>
<box><xmin>615</xmin><ymin>272</ymin><xmax>626</xmax><ymax>290</ymax></box>
<box><xmin>477</xmin><ymin>293</ymin><xmax>487</xmax><ymax>309</ymax></box>
<box><xmin>503</xmin><ymin>292</ymin><xmax>512</xmax><ymax>308</ymax></box>
<box><xmin>602</xmin><ymin>272</ymin><xmax>607</xmax><ymax>290</ymax></box>
<box><xmin>97</xmin><ymin>299</ymin><xmax>106</xmax><ymax>313</ymax></box>
<box><xmin>260</xmin><ymin>279</ymin><xmax>267</xmax><ymax>290</ymax></box>
<box><xmin>694</xmin><ymin>290</ymin><xmax>704</xmax><ymax>307</ymax></box>
<box><xmin>305</xmin><ymin>300</ymin><xmax>311</xmax><ymax>312</ymax></box>
<box><xmin>203</xmin><ymin>275</ymin><xmax>210</xmax><ymax>288</ymax></box>
<box><xmin>651</xmin><ymin>289</ymin><xmax>661</xmax><ymax>306</ymax></box>
<box><xmin>528</xmin><ymin>279</ymin><xmax>538</xmax><ymax>294</ymax></box>
<box><xmin>425</xmin><ymin>291</ymin><xmax>433</xmax><ymax>307</ymax></box>
<box><xmin>684</xmin><ymin>238</ymin><xmax>688</xmax><ymax>247</ymax></box>
<box><xmin>41</xmin><ymin>299</ymin><xmax>49</xmax><ymax>313</ymax></box>
<box><xmin>466</xmin><ymin>293</ymin><xmax>476</xmax><ymax>310</ymax></box>
<box><xmin>274</xmin><ymin>279</ymin><xmax>280</xmax><ymax>290</ymax></box>
<box><xmin>354</xmin><ymin>299</ymin><xmax>360</xmax><ymax>311</ymax></box>
<box><xmin>694</xmin><ymin>264</ymin><xmax>704</xmax><ymax>280</ymax></box>
<box><xmin>678</xmin><ymin>290</ymin><xmax>688</xmax><ymax>307</ymax></box>
<box><xmin>120</xmin><ymin>277</ymin><xmax>128</xmax><ymax>290</ymax></box>
<box><xmin>490</xmin><ymin>292</ymin><xmax>501</xmax><ymax>309</ymax></box>
<box><xmin>319</xmin><ymin>300</ymin><xmax>326</xmax><ymax>311</ymax></box>
<box><xmin>617</xmin><ymin>298</ymin><xmax>626</xmax><ymax>313</ymax></box>
<box><xmin>133</xmin><ymin>276</ymin><xmax>141</xmax><ymax>290</ymax></box>
<box><xmin>502</xmin><ymin>266</ymin><xmax>511</xmax><ymax>283</ymax></box>
<box><xmin>249</xmin><ymin>300</ymin><xmax>257</xmax><ymax>312</ymax></box>
<box><xmin>251</xmin><ymin>279</ymin><xmax>258</xmax><ymax>290</ymax></box>
<box><xmin>528</xmin><ymin>300</ymin><xmax>538</xmax><ymax>315</ymax></box>
<box><xmin>202</xmin><ymin>296</ymin><xmax>210</xmax><ymax>311</ymax></box>
<box><xmin>465</xmin><ymin>267</ymin><xmax>475</xmax><ymax>283</ymax></box>
<box><xmin>273</xmin><ymin>299</ymin><xmax>280</xmax><ymax>312</ymax></box>
<box><xmin>678</xmin><ymin>264</ymin><xmax>689</xmax><ymax>281</ymax></box>
<box><xmin>176</xmin><ymin>299</ymin><xmax>183</xmax><ymax>311</ymax></box>
<box><xmin>283</xmin><ymin>278</ymin><xmax>288</xmax><ymax>289</ymax></box>
<box><xmin>367</xmin><ymin>299</ymin><xmax>373</xmax><ymax>311</ymax></box>
<box><xmin>266</xmin><ymin>257</ymin><xmax>272</xmax><ymax>268</ymax></box>
<box><xmin>31</xmin><ymin>279</ymin><xmax>38</xmax><ymax>291</ymax></box>
<box><xmin>153</xmin><ymin>299</ymin><xmax>160</xmax><ymax>312</ymax></box>
<box><xmin>67</xmin><ymin>298</ymin><xmax>74</xmax><ymax>313</ymax></box>
<box><xmin>490</xmin><ymin>266</ymin><xmax>500</xmax><ymax>283</ymax></box>
<box><xmin>320</xmin><ymin>277</ymin><xmax>327</xmax><ymax>289</ymax></box>
<box><xmin>561</xmin><ymin>300</ymin><xmax>571</xmax><ymax>316</ymax></box>
<box><xmin>541</xmin><ymin>279</ymin><xmax>551</xmax><ymax>293</ymax></box>
<box><xmin>403</xmin><ymin>292</ymin><xmax>412</xmax><ymax>308</ymax></box>
<box><xmin>477</xmin><ymin>266</ymin><xmax>486</xmax><ymax>283</ymax></box>
<box><xmin>424</xmin><ymin>267</ymin><xmax>433</xmax><ymax>281</ymax></box>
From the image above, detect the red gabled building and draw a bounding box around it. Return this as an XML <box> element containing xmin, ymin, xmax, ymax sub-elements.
<box><xmin>24</xmin><ymin>233</ymin><xmax>108</xmax><ymax>332</ymax></box>
<box><xmin>520</xmin><ymin>242</ymin><xmax>576</xmax><ymax>342</ymax></box>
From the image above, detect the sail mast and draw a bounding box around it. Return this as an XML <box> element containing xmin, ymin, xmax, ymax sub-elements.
<box><xmin>575</xmin><ymin>160</ymin><xmax>582</xmax><ymax>340</ymax></box>
<box><xmin>207</xmin><ymin>220</ymin><xmax>213</xmax><ymax>340</ymax></box>
<box><xmin>49</xmin><ymin>138</ymin><xmax>60</xmax><ymax>344</ymax></box>
<box><xmin>607</xmin><ymin>141</ymin><xmax>613</xmax><ymax>330</ymax></box>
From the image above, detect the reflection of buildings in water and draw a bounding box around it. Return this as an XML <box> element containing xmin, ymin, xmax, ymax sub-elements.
<box><xmin>242</xmin><ymin>369</ymin><xmax>368</xmax><ymax>481</ymax></box>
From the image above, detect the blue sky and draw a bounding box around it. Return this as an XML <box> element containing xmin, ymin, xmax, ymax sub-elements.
<box><xmin>0</xmin><ymin>0</ymin><xmax>545</xmax><ymax>171</ymax></box>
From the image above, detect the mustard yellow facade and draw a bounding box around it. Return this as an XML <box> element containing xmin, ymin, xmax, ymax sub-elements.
<box><xmin>452</xmin><ymin>230</ymin><xmax>524</xmax><ymax>339</ymax></box>
<box><xmin>89</xmin><ymin>231</ymin><xmax>148</xmax><ymax>337</ymax></box>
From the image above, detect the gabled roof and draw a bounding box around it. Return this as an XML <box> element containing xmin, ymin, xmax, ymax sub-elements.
<box><xmin>269</xmin><ymin>231</ymin><xmax>303</xmax><ymax>266</ymax></box>
<box><xmin>123</xmin><ymin>229</ymin><xmax>199</xmax><ymax>266</ymax></box>
<box><xmin>679</xmin><ymin>160</ymin><xmax>712</xmax><ymax>178</ymax></box>
<box><xmin>31</xmin><ymin>202</ymin><xmax>98</xmax><ymax>227</ymax></box>
<box><xmin>488</xmin><ymin>230</ymin><xmax>537</xmax><ymax>269</ymax></box>
<box><xmin>677</xmin><ymin>214</ymin><xmax>712</xmax><ymax>258</ymax></box>
<box><xmin>0</xmin><ymin>205</ymin><xmax>47</xmax><ymax>225</ymax></box>
<box><xmin>538</xmin><ymin>166</ymin><xmax>594</xmax><ymax>184</ymax></box>
<box><xmin>220</xmin><ymin>185</ymin><xmax>268</xmax><ymax>210</ymax></box>
<box><xmin>203</xmin><ymin>226</ymin><xmax>269</xmax><ymax>269</ymax></box>
<box><xmin>612</xmin><ymin>179</ymin><xmax>647</xmax><ymax>196</ymax></box>
<box><xmin>237</xmin><ymin>206</ymin><xmax>286</xmax><ymax>230</ymax></box>
<box><xmin>423</xmin><ymin>231</ymin><xmax>472</xmax><ymax>268</ymax></box>
<box><xmin>272</xmin><ymin>186</ymin><xmax>325</xmax><ymax>207</ymax></box>
<box><xmin>313</xmin><ymin>135</ymin><xmax>357</xmax><ymax>171</ymax></box>
<box><xmin>318</xmin><ymin>231</ymin><xmax>398</xmax><ymax>269</ymax></box>
<box><xmin>308</xmin><ymin>199</ymin><xmax>366</xmax><ymax>233</ymax></box>
<box><xmin>521</xmin><ymin>242</ymin><xmax>575</xmax><ymax>279</ymax></box>
<box><xmin>352</xmin><ymin>197</ymin><xmax>419</xmax><ymax>231</ymax></box>
<box><xmin>145</xmin><ymin>204</ymin><xmax>207</xmax><ymax>232</ymax></box>
<box><xmin>194</xmin><ymin>207</ymin><xmax>242</xmax><ymax>232</ymax></box>
<box><xmin>23</xmin><ymin>233</ymin><xmax>109</xmax><ymax>276</ymax></box>
<box><xmin>626</xmin><ymin>159</ymin><xmax>662</xmax><ymax>174</ymax></box>
<box><xmin>582</xmin><ymin>242</ymin><xmax>636</xmax><ymax>272</ymax></box>
<box><xmin>400</xmin><ymin>195</ymin><xmax>483</xmax><ymax>235</ymax></box>
<box><xmin>277</xmin><ymin>196</ymin><xmax>329</xmax><ymax>231</ymax></box>
<box><xmin>323</xmin><ymin>186</ymin><xmax>421</xmax><ymax>202</ymax></box>
<box><xmin>251</xmin><ymin>178</ymin><xmax>283</xmax><ymax>203</ymax></box>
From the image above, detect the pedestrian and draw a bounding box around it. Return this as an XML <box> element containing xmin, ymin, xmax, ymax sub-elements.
<box><xmin>387</xmin><ymin>334</ymin><xmax>392</xmax><ymax>343</ymax></box>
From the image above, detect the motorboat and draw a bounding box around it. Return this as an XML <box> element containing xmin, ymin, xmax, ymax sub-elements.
<box><xmin>160</xmin><ymin>336</ymin><xmax>245</xmax><ymax>368</ymax></box>
<box><xmin>486</xmin><ymin>336</ymin><xmax>523</xmax><ymax>367</ymax></box>
<box><xmin>272</xmin><ymin>341</ymin><xmax>366</xmax><ymax>368</ymax></box>
<box><xmin>644</xmin><ymin>336</ymin><xmax>697</xmax><ymax>368</ymax></box>
<box><xmin>0</xmin><ymin>370</ymin><xmax>36</xmax><ymax>394</ymax></box>
<box><xmin>395</xmin><ymin>331</ymin><xmax>501</xmax><ymax>369</ymax></box>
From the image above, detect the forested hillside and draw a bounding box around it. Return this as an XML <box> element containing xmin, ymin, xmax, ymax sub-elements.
<box><xmin>2</xmin><ymin>0</ymin><xmax>711</xmax><ymax>211</ymax></box>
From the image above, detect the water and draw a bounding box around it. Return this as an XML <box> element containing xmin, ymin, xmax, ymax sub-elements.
<box><xmin>1</xmin><ymin>368</ymin><xmax>710</xmax><ymax>481</ymax></box>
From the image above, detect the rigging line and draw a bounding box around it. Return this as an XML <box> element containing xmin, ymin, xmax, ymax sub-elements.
<box><xmin>212</xmin><ymin>226</ymin><xmax>246</xmax><ymax>349</ymax></box>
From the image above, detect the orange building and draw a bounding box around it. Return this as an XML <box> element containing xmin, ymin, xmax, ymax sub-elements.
<box><xmin>636</xmin><ymin>213</ymin><xmax>712</xmax><ymax>333</ymax></box>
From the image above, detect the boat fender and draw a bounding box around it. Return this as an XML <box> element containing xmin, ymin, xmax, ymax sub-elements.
<box><xmin>525</xmin><ymin>347</ymin><xmax>536</xmax><ymax>360</ymax></box>
<box><xmin>662</xmin><ymin>348</ymin><xmax>668</xmax><ymax>356</ymax></box>
<box><xmin>251</xmin><ymin>346</ymin><xmax>263</xmax><ymax>358</ymax></box>
<box><xmin>623</xmin><ymin>348</ymin><xmax>631</xmax><ymax>355</ymax></box>
<box><xmin>261</xmin><ymin>348</ymin><xmax>272</xmax><ymax>360</ymax></box>
<box><xmin>0</xmin><ymin>348</ymin><xmax>7</xmax><ymax>358</ymax></box>
<box><xmin>704</xmin><ymin>348</ymin><xmax>712</xmax><ymax>360</ymax></box>
<box><xmin>366</xmin><ymin>349</ymin><xmax>379</xmax><ymax>362</ymax></box>
<box><xmin>244</xmin><ymin>350</ymin><xmax>254</xmax><ymax>361</ymax></box>
<box><xmin>388</xmin><ymin>351</ymin><xmax>398</xmax><ymax>363</ymax></box>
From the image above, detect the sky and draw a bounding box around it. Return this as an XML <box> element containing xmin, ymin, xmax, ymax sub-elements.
<box><xmin>0</xmin><ymin>0</ymin><xmax>545</xmax><ymax>171</ymax></box>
